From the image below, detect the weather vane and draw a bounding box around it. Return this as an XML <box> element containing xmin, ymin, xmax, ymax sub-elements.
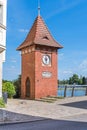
<box><xmin>38</xmin><ymin>0</ymin><xmax>40</xmax><ymax>16</ymax></box>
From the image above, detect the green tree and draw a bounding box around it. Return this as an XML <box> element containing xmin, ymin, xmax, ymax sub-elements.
<box><xmin>78</xmin><ymin>78</ymin><xmax>82</xmax><ymax>85</ymax></box>
<box><xmin>58</xmin><ymin>79</ymin><xmax>69</xmax><ymax>85</ymax></box>
<box><xmin>59</xmin><ymin>74</ymin><xmax>87</xmax><ymax>85</ymax></box>
<box><xmin>78</xmin><ymin>75</ymin><xmax>82</xmax><ymax>85</ymax></box>
<box><xmin>82</xmin><ymin>77</ymin><xmax>86</xmax><ymax>85</ymax></box>
<box><xmin>2</xmin><ymin>82</ymin><xmax>16</xmax><ymax>98</ymax></box>
<box><xmin>69</xmin><ymin>74</ymin><xmax>79</xmax><ymax>84</ymax></box>
<box><xmin>69</xmin><ymin>77</ymin><xmax>73</xmax><ymax>84</ymax></box>
<box><xmin>2</xmin><ymin>80</ymin><xmax>12</xmax><ymax>84</ymax></box>
<box><xmin>13</xmin><ymin>75</ymin><xmax>21</xmax><ymax>98</ymax></box>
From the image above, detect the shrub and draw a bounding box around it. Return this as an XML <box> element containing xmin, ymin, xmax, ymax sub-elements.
<box><xmin>0</xmin><ymin>98</ymin><xmax>5</xmax><ymax>108</ymax></box>
<box><xmin>2</xmin><ymin>82</ymin><xmax>16</xmax><ymax>98</ymax></box>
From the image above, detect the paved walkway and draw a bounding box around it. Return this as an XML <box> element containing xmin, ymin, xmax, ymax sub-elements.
<box><xmin>0</xmin><ymin>96</ymin><xmax>87</xmax><ymax>124</ymax></box>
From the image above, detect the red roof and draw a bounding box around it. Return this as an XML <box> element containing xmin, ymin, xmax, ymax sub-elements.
<box><xmin>17</xmin><ymin>16</ymin><xmax>63</xmax><ymax>50</ymax></box>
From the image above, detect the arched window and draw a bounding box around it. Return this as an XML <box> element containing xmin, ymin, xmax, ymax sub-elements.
<box><xmin>0</xmin><ymin>5</ymin><xmax>3</xmax><ymax>24</ymax></box>
<box><xmin>26</xmin><ymin>77</ymin><xmax>30</xmax><ymax>97</ymax></box>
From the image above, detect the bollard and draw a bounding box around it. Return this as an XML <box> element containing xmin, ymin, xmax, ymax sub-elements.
<box><xmin>64</xmin><ymin>86</ymin><xmax>67</xmax><ymax>97</ymax></box>
<box><xmin>71</xmin><ymin>87</ymin><xmax>74</xmax><ymax>97</ymax></box>
<box><xmin>85</xmin><ymin>87</ymin><xmax>87</xmax><ymax>96</ymax></box>
<box><xmin>2</xmin><ymin>92</ymin><xmax>8</xmax><ymax>104</ymax></box>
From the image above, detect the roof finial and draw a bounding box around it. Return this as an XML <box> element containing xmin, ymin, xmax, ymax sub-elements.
<box><xmin>38</xmin><ymin>0</ymin><xmax>40</xmax><ymax>16</ymax></box>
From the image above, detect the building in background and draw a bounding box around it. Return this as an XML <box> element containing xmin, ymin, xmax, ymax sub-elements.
<box><xmin>0</xmin><ymin>0</ymin><xmax>7</xmax><ymax>97</ymax></box>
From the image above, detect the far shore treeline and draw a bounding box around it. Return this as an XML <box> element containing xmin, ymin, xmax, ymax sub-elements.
<box><xmin>58</xmin><ymin>74</ymin><xmax>87</xmax><ymax>85</ymax></box>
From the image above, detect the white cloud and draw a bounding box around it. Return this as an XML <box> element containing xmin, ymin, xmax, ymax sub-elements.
<box><xmin>5</xmin><ymin>66</ymin><xmax>16</xmax><ymax>71</ymax></box>
<box><xmin>79</xmin><ymin>59</ymin><xmax>87</xmax><ymax>70</ymax></box>
<box><xmin>11</xmin><ymin>66</ymin><xmax>15</xmax><ymax>69</ymax></box>
<box><xmin>18</xmin><ymin>29</ymin><xmax>29</xmax><ymax>33</ymax></box>
<box><xmin>63</xmin><ymin>70</ymin><xmax>73</xmax><ymax>74</ymax></box>
<box><xmin>59</xmin><ymin>53</ymin><xmax>64</xmax><ymax>56</ymax></box>
<box><xmin>58</xmin><ymin>53</ymin><xmax>64</xmax><ymax>60</ymax></box>
<box><xmin>11</xmin><ymin>59</ymin><xmax>17</xmax><ymax>63</ymax></box>
<box><xmin>58</xmin><ymin>69</ymin><xmax>73</xmax><ymax>80</ymax></box>
<box><xmin>3</xmin><ymin>66</ymin><xmax>21</xmax><ymax>80</ymax></box>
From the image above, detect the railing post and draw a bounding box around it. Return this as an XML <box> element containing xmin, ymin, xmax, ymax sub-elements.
<box><xmin>71</xmin><ymin>87</ymin><xmax>74</xmax><ymax>97</ymax></box>
<box><xmin>64</xmin><ymin>86</ymin><xmax>67</xmax><ymax>97</ymax></box>
<box><xmin>85</xmin><ymin>87</ymin><xmax>87</xmax><ymax>96</ymax></box>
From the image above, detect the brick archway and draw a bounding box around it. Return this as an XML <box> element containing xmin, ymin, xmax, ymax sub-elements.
<box><xmin>26</xmin><ymin>77</ymin><xmax>30</xmax><ymax>98</ymax></box>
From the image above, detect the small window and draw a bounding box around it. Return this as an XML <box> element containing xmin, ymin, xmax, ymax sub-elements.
<box><xmin>43</xmin><ymin>36</ymin><xmax>49</xmax><ymax>40</ymax></box>
<box><xmin>0</xmin><ymin>5</ymin><xmax>3</xmax><ymax>24</ymax></box>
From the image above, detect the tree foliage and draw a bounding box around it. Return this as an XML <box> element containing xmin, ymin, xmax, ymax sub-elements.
<box><xmin>2</xmin><ymin>82</ymin><xmax>16</xmax><ymax>98</ymax></box>
<box><xmin>59</xmin><ymin>74</ymin><xmax>87</xmax><ymax>85</ymax></box>
<box><xmin>82</xmin><ymin>77</ymin><xmax>87</xmax><ymax>85</ymax></box>
<box><xmin>0</xmin><ymin>98</ymin><xmax>5</xmax><ymax>108</ymax></box>
<box><xmin>13</xmin><ymin>75</ymin><xmax>21</xmax><ymax>98</ymax></box>
<box><xmin>2</xmin><ymin>80</ymin><xmax>12</xmax><ymax>84</ymax></box>
<box><xmin>69</xmin><ymin>74</ymin><xmax>79</xmax><ymax>84</ymax></box>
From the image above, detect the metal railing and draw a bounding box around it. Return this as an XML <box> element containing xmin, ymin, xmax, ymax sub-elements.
<box><xmin>58</xmin><ymin>85</ymin><xmax>87</xmax><ymax>97</ymax></box>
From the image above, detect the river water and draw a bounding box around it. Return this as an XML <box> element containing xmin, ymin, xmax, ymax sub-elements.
<box><xmin>58</xmin><ymin>88</ymin><xmax>86</xmax><ymax>97</ymax></box>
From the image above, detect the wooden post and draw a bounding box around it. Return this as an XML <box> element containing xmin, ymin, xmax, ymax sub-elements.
<box><xmin>85</xmin><ymin>87</ymin><xmax>87</xmax><ymax>96</ymax></box>
<box><xmin>64</xmin><ymin>86</ymin><xmax>67</xmax><ymax>97</ymax></box>
<box><xmin>71</xmin><ymin>87</ymin><xmax>74</xmax><ymax>97</ymax></box>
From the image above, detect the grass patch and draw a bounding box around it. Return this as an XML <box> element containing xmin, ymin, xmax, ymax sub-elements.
<box><xmin>53</xmin><ymin>96</ymin><xmax>64</xmax><ymax>99</ymax></box>
<box><xmin>0</xmin><ymin>98</ymin><xmax>5</xmax><ymax>108</ymax></box>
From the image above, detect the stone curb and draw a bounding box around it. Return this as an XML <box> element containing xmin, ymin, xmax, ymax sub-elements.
<box><xmin>0</xmin><ymin>118</ymin><xmax>49</xmax><ymax>126</ymax></box>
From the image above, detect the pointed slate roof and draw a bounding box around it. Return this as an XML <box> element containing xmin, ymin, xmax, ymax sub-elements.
<box><xmin>17</xmin><ymin>16</ymin><xmax>63</xmax><ymax>50</ymax></box>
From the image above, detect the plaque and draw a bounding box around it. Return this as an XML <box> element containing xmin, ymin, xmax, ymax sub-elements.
<box><xmin>42</xmin><ymin>72</ymin><xmax>52</xmax><ymax>78</ymax></box>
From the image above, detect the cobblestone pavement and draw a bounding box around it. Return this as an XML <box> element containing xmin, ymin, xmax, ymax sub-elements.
<box><xmin>0</xmin><ymin>96</ymin><xmax>87</xmax><ymax>124</ymax></box>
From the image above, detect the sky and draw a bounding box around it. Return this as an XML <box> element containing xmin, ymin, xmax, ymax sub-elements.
<box><xmin>3</xmin><ymin>0</ymin><xmax>87</xmax><ymax>81</ymax></box>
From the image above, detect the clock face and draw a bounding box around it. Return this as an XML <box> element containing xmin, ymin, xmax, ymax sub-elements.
<box><xmin>42</xmin><ymin>55</ymin><xmax>50</xmax><ymax>65</ymax></box>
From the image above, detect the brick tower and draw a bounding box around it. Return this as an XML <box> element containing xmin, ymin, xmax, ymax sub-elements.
<box><xmin>17</xmin><ymin>15</ymin><xmax>63</xmax><ymax>99</ymax></box>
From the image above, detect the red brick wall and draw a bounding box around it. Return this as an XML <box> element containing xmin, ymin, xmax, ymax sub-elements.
<box><xmin>21</xmin><ymin>45</ymin><xmax>58</xmax><ymax>99</ymax></box>
<box><xmin>35</xmin><ymin>48</ymin><xmax>58</xmax><ymax>99</ymax></box>
<box><xmin>21</xmin><ymin>46</ymin><xmax>35</xmax><ymax>99</ymax></box>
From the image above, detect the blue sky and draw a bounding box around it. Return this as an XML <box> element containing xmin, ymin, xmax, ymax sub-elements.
<box><xmin>3</xmin><ymin>0</ymin><xmax>87</xmax><ymax>80</ymax></box>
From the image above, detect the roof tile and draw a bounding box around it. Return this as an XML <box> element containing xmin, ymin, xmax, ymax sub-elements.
<box><xmin>17</xmin><ymin>16</ymin><xmax>63</xmax><ymax>50</ymax></box>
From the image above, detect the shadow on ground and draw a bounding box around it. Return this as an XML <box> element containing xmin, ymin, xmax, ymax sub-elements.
<box><xmin>0</xmin><ymin>116</ymin><xmax>87</xmax><ymax>130</ymax></box>
<box><xmin>61</xmin><ymin>100</ymin><xmax>87</xmax><ymax>109</ymax></box>
<box><xmin>0</xmin><ymin>109</ymin><xmax>46</xmax><ymax>123</ymax></box>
